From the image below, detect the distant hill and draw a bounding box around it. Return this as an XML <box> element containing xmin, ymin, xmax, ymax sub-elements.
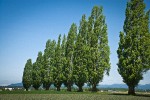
<box><xmin>7</xmin><ymin>83</ymin><xmax>23</xmax><ymax>87</ymax></box>
<box><xmin>98</xmin><ymin>84</ymin><xmax>128</xmax><ymax>89</ymax></box>
<box><xmin>98</xmin><ymin>84</ymin><xmax>150</xmax><ymax>90</ymax></box>
<box><xmin>137</xmin><ymin>84</ymin><xmax>150</xmax><ymax>90</ymax></box>
<box><xmin>5</xmin><ymin>83</ymin><xmax>150</xmax><ymax>90</ymax></box>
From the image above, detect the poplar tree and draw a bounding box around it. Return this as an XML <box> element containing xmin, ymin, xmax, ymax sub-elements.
<box><xmin>22</xmin><ymin>59</ymin><xmax>32</xmax><ymax>91</ymax></box>
<box><xmin>53</xmin><ymin>34</ymin><xmax>64</xmax><ymax>91</ymax></box>
<box><xmin>64</xmin><ymin>23</ymin><xmax>77</xmax><ymax>91</ymax></box>
<box><xmin>117</xmin><ymin>0</ymin><xmax>150</xmax><ymax>95</ymax></box>
<box><xmin>73</xmin><ymin>15</ymin><xmax>88</xmax><ymax>92</ymax></box>
<box><xmin>87</xmin><ymin>6</ymin><xmax>110</xmax><ymax>92</ymax></box>
<box><xmin>61</xmin><ymin>34</ymin><xmax>67</xmax><ymax>83</ymax></box>
<box><xmin>32</xmin><ymin>51</ymin><xmax>43</xmax><ymax>90</ymax></box>
<box><xmin>42</xmin><ymin>39</ymin><xmax>56</xmax><ymax>90</ymax></box>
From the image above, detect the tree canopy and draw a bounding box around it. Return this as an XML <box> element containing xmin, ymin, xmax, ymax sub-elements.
<box><xmin>22</xmin><ymin>5</ymin><xmax>111</xmax><ymax>92</ymax></box>
<box><xmin>117</xmin><ymin>0</ymin><xmax>150</xmax><ymax>95</ymax></box>
<box><xmin>22</xmin><ymin>59</ymin><xmax>32</xmax><ymax>91</ymax></box>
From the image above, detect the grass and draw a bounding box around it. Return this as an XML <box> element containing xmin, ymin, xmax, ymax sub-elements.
<box><xmin>0</xmin><ymin>90</ymin><xmax>102</xmax><ymax>94</ymax></box>
<box><xmin>0</xmin><ymin>90</ymin><xmax>150</xmax><ymax>100</ymax></box>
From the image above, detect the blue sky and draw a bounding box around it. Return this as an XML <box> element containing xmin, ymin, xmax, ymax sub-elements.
<box><xmin>0</xmin><ymin>0</ymin><xmax>150</xmax><ymax>86</ymax></box>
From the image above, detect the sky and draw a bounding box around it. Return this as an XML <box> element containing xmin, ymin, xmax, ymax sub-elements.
<box><xmin>0</xmin><ymin>0</ymin><xmax>150</xmax><ymax>86</ymax></box>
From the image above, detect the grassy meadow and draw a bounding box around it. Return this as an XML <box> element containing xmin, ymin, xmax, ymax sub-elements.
<box><xmin>0</xmin><ymin>90</ymin><xmax>150</xmax><ymax>100</ymax></box>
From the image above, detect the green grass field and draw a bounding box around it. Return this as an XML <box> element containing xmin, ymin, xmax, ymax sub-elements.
<box><xmin>0</xmin><ymin>91</ymin><xmax>150</xmax><ymax>100</ymax></box>
<box><xmin>0</xmin><ymin>94</ymin><xmax>150</xmax><ymax>100</ymax></box>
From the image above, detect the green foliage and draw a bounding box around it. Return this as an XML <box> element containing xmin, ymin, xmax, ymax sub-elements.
<box><xmin>42</xmin><ymin>40</ymin><xmax>56</xmax><ymax>90</ymax></box>
<box><xmin>64</xmin><ymin>23</ymin><xmax>77</xmax><ymax>91</ymax></box>
<box><xmin>53</xmin><ymin>34</ymin><xmax>64</xmax><ymax>91</ymax></box>
<box><xmin>22</xmin><ymin>6</ymin><xmax>110</xmax><ymax>92</ymax></box>
<box><xmin>117</xmin><ymin>0</ymin><xmax>150</xmax><ymax>95</ymax></box>
<box><xmin>22</xmin><ymin>59</ymin><xmax>32</xmax><ymax>91</ymax></box>
<box><xmin>61</xmin><ymin>34</ymin><xmax>67</xmax><ymax>83</ymax></box>
<box><xmin>73</xmin><ymin>15</ymin><xmax>88</xmax><ymax>92</ymax></box>
<box><xmin>32</xmin><ymin>52</ymin><xmax>43</xmax><ymax>90</ymax></box>
<box><xmin>87</xmin><ymin>6</ymin><xmax>110</xmax><ymax>91</ymax></box>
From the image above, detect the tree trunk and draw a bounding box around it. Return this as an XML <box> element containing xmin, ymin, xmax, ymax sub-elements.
<box><xmin>92</xmin><ymin>84</ymin><xmax>97</xmax><ymax>92</ymax></box>
<box><xmin>57</xmin><ymin>86</ymin><xmax>61</xmax><ymax>91</ymax></box>
<box><xmin>45</xmin><ymin>84</ymin><xmax>51</xmax><ymax>90</ymax></box>
<box><xmin>67</xmin><ymin>83</ymin><xmax>71</xmax><ymax>91</ymax></box>
<box><xmin>78</xmin><ymin>85</ymin><xmax>83</xmax><ymax>92</ymax></box>
<box><xmin>128</xmin><ymin>86</ymin><xmax>135</xmax><ymax>95</ymax></box>
<box><xmin>66</xmin><ymin>81</ymin><xmax>72</xmax><ymax>91</ymax></box>
<box><xmin>45</xmin><ymin>87</ymin><xmax>49</xmax><ymax>90</ymax></box>
<box><xmin>26</xmin><ymin>88</ymin><xmax>28</xmax><ymax>91</ymax></box>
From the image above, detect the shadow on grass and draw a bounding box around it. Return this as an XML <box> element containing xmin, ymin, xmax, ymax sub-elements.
<box><xmin>135</xmin><ymin>94</ymin><xmax>150</xmax><ymax>97</ymax></box>
<box><xmin>110</xmin><ymin>93</ymin><xmax>150</xmax><ymax>97</ymax></box>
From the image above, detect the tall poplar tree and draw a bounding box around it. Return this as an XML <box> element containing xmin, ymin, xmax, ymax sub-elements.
<box><xmin>61</xmin><ymin>34</ymin><xmax>67</xmax><ymax>84</ymax></box>
<box><xmin>22</xmin><ymin>59</ymin><xmax>32</xmax><ymax>91</ymax></box>
<box><xmin>32</xmin><ymin>51</ymin><xmax>43</xmax><ymax>90</ymax></box>
<box><xmin>42</xmin><ymin>39</ymin><xmax>56</xmax><ymax>90</ymax></box>
<box><xmin>87</xmin><ymin>6</ymin><xmax>110</xmax><ymax>91</ymax></box>
<box><xmin>117</xmin><ymin>0</ymin><xmax>150</xmax><ymax>95</ymax></box>
<box><xmin>64</xmin><ymin>23</ymin><xmax>77</xmax><ymax>91</ymax></box>
<box><xmin>53</xmin><ymin>34</ymin><xmax>64</xmax><ymax>91</ymax></box>
<box><xmin>73</xmin><ymin>15</ymin><xmax>88</xmax><ymax>92</ymax></box>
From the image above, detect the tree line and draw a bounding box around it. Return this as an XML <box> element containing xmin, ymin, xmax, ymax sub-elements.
<box><xmin>23</xmin><ymin>0</ymin><xmax>150</xmax><ymax>95</ymax></box>
<box><xmin>22</xmin><ymin>6</ymin><xmax>110</xmax><ymax>92</ymax></box>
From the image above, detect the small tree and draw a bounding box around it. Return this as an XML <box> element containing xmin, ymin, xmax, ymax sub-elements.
<box><xmin>117</xmin><ymin>0</ymin><xmax>150</xmax><ymax>95</ymax></box>
<box><xmin>22</xmin><ymin>59</ymin><xmax>32</xmax><ymax>91</ymax></box>
<box><xmin>32</xmin><ymin>52</ymin><xmax>43</xmax><ymax>90</ymax></box>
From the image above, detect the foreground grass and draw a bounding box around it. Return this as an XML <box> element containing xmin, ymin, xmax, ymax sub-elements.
<box><xmin>0</xmin><ymin>90</ymin><xmax>105</xmax><ymax>94</ymax></box>
<box><xmin>0</xmin><ymin>94</ymin><xmax>150</xmax><ymax>100</ymax></box>
<box><xmin>0</xmin><ymin>91</ymin><xmax>150</xmax><ymax>100</ymax></box>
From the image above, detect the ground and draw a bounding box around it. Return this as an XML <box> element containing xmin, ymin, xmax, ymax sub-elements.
<box><xmin>0</xmin><ymin>91</ymin><xmax>150</xmax><ymax>100</ymax></box>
